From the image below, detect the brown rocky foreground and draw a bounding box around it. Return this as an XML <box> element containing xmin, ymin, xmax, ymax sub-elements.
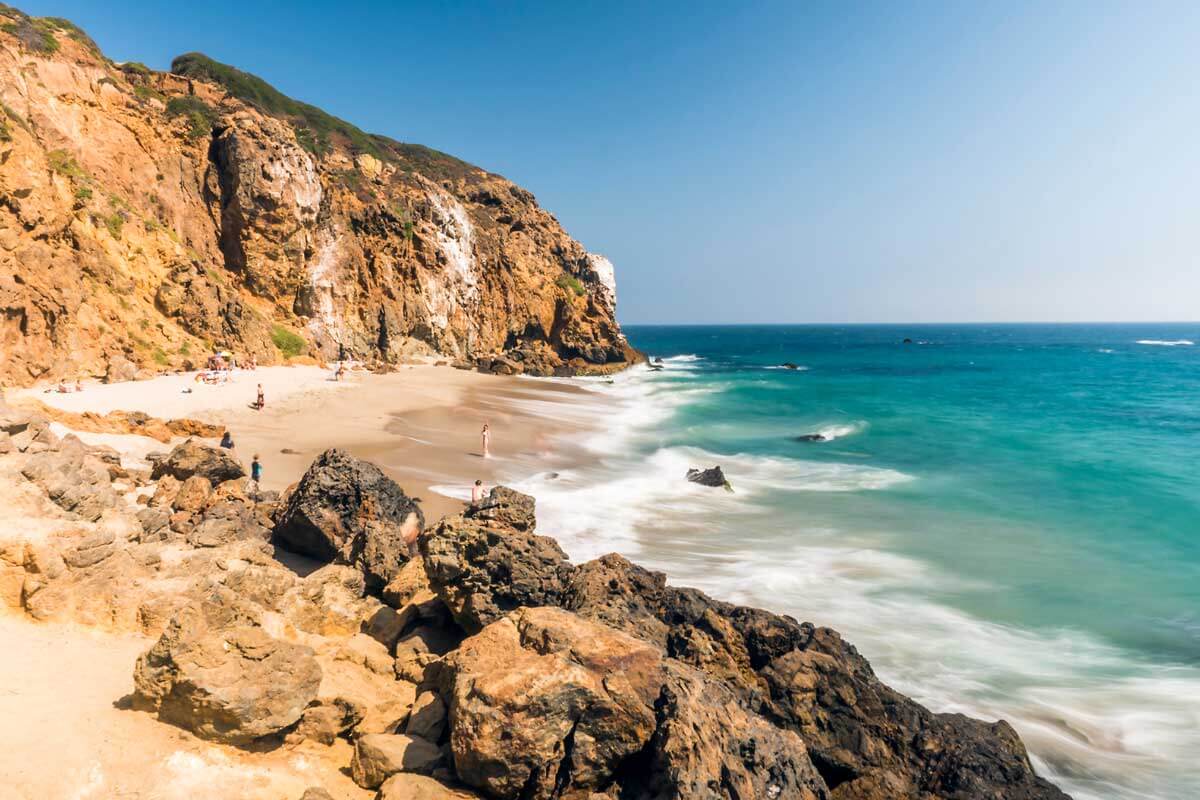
<box><xmin>0</xmin><ymin>396</ymin><xmax>1070</xmax><ymax>799</ymax></box>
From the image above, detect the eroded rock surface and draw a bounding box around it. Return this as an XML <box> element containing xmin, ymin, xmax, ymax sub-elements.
<box><xmin>273</xmin><ymin>448</ymin><xmax>423</xmax><ymax>592</ymax></box>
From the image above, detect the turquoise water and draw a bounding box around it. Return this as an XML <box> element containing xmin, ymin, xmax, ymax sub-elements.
<box><xmin>502</xmin><ymin>324</ymin><xmax>1198</xmax><ymax>800</ymax></box>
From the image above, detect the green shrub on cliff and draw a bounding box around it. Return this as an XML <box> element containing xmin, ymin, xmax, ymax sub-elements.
<box><xmin>270</xmin><ymin>324</ymin><xmax>306</xmax><ymax>359</ymax></box>
<box><xmin>47</xmin><ymin>149</ymin><xmax>85</xmax><ymax>180</ymax></box>
<box><xmin>165</xmin><ymin>96</ymin><xmax>217</xmax><ymax>141</ymax></box>
<box><xmin>556</xmin><ymin>274</ymin><xmax>586</xmax><ymax>297</ymax></box>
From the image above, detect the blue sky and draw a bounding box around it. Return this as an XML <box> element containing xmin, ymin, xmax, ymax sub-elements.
<box><xmin>18</xmin><ymin>0</ymin><xmax>1200</xmax><ymax>323</ymax></box>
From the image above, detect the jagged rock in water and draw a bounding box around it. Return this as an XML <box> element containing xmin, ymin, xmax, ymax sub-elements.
<box><xmin>151</xmin><ymin>439</ymin><xmax>246</xmax><ymax>484</ymax></box>
<box><xmin>272</xmin><ymin>449</ymin><xmax>423</xmax><ymax>592</ymax></box>
<box><xmin>685</xmin><ymin>465</ymin><xmax>728</xmax><ymax>488</ymax></box>
<box><xmin>132</xmin><ymin>592</ymin><xmax>322</xmax><ymax>745</ymax></box>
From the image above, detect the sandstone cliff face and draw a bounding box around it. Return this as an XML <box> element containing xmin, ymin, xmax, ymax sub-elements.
<box><xmin>0</xmin><ymin>7</ymin><xmax>636</xmax><ymax>385</ymax></box>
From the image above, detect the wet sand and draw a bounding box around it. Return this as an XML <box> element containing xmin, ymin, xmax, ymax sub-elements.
<box><xmin>19</xmin><ymin>363</ymin><xmax>603</xmax><ymax>522</ymax></box>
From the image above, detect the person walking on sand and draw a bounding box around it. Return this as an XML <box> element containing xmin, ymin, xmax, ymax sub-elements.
<box><xmin>255</xmin><ymin>383</ymin><xmax>264</xmax><ymax>410</ymax></box>
<box><xmin>249</xmin><ymin>454</ymin><xmax>262</xmax><ymax>500</ymax></box>
<box><xmin>471</xmin><ymin>479</ymin><xmax>484</xmax><ymax>504</ymax></box>
<box><xmin>481</xmin><ymin>423</ymin><xmax>491</xmax><ymax>458</ymax></box>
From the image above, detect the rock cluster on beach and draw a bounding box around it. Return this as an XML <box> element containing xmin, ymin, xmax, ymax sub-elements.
<box><xmin>0</xmin><ymin>389</ymin><xmax>1071</xmax><ymax>800</ymax></box>
<box><xmin>0</xmin><ymin>5</ymin><xmax>638</xmax><ymax>388</ymax></box>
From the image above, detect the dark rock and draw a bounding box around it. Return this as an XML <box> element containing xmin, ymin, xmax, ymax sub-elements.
<box><xmin>781</xmin><ymin>361</ymin><xmax>801</xmax><ymax>369</ymax></box>
<box><xmin>421</xmin><ymin>502</ymin><xmax>1069</xmax><ymax>800</ymax></box>
<box><xmin>685</xmin><ymin>465</ymin><xmax>729</xmax><ymax>489</ymax></box>
<box><xmin>419</xmin><ymin>514</ymin><xmax>574</xmax><ymax>634</ymax></box>
<box><xmin>298</xmin><ymin>789</ymin><xmax>335</xmax><ymax>800</ymax></box>
<box><xmin>464</xmin><ymin>486</ymin><xmax>536</xmax><ymax>532</ymax></box>
<box><xmin>272</xmin><ymin>449</ymin><xmax>424</xmax><ymax>592</ymax></box>
<box><xmin>151</xmin><ymin>439</ymin><xmax>246</xmax><ymax>484</ymax></box>
<box><xmin>795</xmin><ymin>433</ymin><xmax>829</xmax><ymax>442</ymax></box>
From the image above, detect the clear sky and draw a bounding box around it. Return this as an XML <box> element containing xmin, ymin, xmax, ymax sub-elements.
<box><xmin>17</xmin><ymin>0</ymin><xmax>1200</xmax><ymax>323</ymax></box>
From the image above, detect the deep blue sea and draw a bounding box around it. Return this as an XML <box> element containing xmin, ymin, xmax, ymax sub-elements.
<box><xmin>505</xmin><ymin>324</ymin><xmax>1198</xmax><ymax>800</ymax></box>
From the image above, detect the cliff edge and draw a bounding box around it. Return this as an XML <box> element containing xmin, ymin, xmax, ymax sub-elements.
<box><xmin>0</xmin><ymin>6</ymin><xmax>637</xmax><ymax>385</ymax></box>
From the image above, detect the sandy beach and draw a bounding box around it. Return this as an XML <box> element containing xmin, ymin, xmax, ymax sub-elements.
<box><xmin>15</xmin><ymin>364</ymin><xmax>602</xmax><ymax>521</ymax></box>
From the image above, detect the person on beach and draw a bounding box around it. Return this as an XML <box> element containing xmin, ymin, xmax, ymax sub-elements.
<box><xmin>254</xmin><ymin>383</ymin><xmax>264</xmax><ymax>410</ymax></box>
<box><xmin>335</xmin><ymin>362</ymin><xmax>346</xmax><ymax>381</ymax></box>
<box><xmin>481</xmin><ymin>423</ymin><xmax>491</xmax><ymax>458</ymax></box>
<box><xmin>248</xmin><ymin>354</ymin><xmax>257</xmax><ymax>371</ymax></box>
<box><xmin>471</xmin><ymin>479</ymin><xmax>484</xmax><ymax>504</ymax></box>
<box><xmin>249</xmin><ymin>454</ymin><xmax>262</xmax><ymax>499</ymax></box>
<box><xmin>74</xmin><ymin>379</ymin><xmax>83</xmax><ymax>392</ymax></box>
<box><xmin>219</xmin><ymin>431</ymin><xmax>235</xmax><ymax>449</ymax></box>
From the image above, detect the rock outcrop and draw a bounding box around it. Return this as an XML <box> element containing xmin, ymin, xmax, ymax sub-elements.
<box><xmin>1</xmin><ymin>431</ymin><xmax>1069</xmax><ymax>799</ymax></box>
<box><xmin>421</xmin><ymin>487</ymin><xmax>1071</xmax><ymax>800</ymax></box>
<box><xmin>0</xmin><ymin>8</ymin><xmax>637</xmax><ymax>386</ymax></box>
<box><xmin>132</xmin><ymin>590</ymin><xmax>323</xmax><ymax>744</ymax></box>
<box><xmin>273</xmin><ymin>448</ymin><xmax>423</xmax><ymax>591</ymax></box>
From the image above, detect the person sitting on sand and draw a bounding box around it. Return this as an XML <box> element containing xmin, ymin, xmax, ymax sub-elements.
<box><xmin>248</xmin><ymin>354</ymin><xmax>257</xmax><ymax>371</ymax></box>
<box><xmin>254</xmin><ymin>383</ymin><xmax>264</xmax><ymax>410</ymax></box>
<box><xmin>219</xmin><ymin>431</ymin><xmax>235</xmax><ymax>450</ymax></box>
<box><xmin>74</xmin><ymin>379</ymin><xmax>83</xmax><ymax>392</ymax></box>
<box><xmin>481</xmin><ymin>423</ymin><xmax>491</xmax><ymax>458</ymax></box>
<box><xmin>471</xmin><ymin>479</ymin><xmax>484</xmax><ymax>504</ymax></box>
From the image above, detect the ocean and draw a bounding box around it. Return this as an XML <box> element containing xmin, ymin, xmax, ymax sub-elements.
<box><xmin>498</xmin><ymin>324</ymin><xmax>1199</xmax><ymax>800</ymax></box>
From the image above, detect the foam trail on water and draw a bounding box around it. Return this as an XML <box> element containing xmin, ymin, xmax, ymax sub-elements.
<box><xmin>493</xmin><ymin>359</ymin><xmax>1200</xmax><ymax>800</ymax></box>
<box><xmin>1135</xmin><ymin>339</ymin><xmax>1193</xmax><ymax>346</ymax></box>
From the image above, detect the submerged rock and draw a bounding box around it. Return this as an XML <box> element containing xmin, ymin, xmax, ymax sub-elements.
<box><xmin>795</xmin><ymin>433</ymin><xmax>829</xmax><ymax>442</ymax></box>
<box><xmin>273</xmin><ymin>449</ymin><xmax>424</xmax><ymax>592</ymax></box>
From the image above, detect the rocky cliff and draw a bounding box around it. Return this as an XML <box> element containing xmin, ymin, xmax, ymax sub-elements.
<box><xmin>0</xmin><ymin>6</ymin><xmax>637</xmax><ymax>386</ymax></box>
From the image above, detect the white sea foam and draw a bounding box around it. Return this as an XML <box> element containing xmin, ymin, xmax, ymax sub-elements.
<box><xmin>1135</xmin><ymin>339</ymin><xmax>1193</xmax><ymax>347</ymax></box>
<box><xmin>809</xmin><ymin>421</ymin><xmax>867</xmax><ymax>441</ymax></box>
<box><xmin>485</xmin><ymin>359</ymin><xmax>1200</xmax><ymax>800</ymax></box>
<box><xmin>765</xmin><ymin>364</ymin><xmax>810</xmax><ymax>371</ymax></box>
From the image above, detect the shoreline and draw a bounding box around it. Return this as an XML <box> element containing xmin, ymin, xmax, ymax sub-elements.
<box><xmin>13</xmin><ymin>363</ymin><xmax>605</xmax><ymax>522</ymax></box>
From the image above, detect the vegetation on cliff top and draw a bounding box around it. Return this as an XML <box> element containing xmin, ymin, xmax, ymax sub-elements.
<box><xmin>169</xmin><ymin>51</ymin><xmax>477</xmax><ymax>180</ymax></box>
<box><xmin>0</xmin><ymin>4</ymin><xmax>100</xmax><ymax>56</ymax></box>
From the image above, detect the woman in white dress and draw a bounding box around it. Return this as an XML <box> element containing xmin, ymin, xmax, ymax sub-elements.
<box><xmin>481</xmin><ymin>423</ymin><xmax>491</xmax><ymax>458</ymax></box>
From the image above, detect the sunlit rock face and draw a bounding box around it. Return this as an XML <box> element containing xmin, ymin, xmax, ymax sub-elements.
<box><xmin>0</xmin><ymin>18</ymin><xmax>637</xmax><ymax>384</ymax></box>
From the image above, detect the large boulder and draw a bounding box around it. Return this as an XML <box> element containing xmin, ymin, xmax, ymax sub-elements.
<box><xmin>273</xmin><ymin>449</ymin><xmax>423</xmax><ymax>592</ymax></box>
<box><xmin>647</xmin><ymin>663</ymin><xmax>827</xmax><ymax>800</ymax></box>
<box><xmin>685</xmin><ymin>465</ymin><xmax>729</xmax><ymax>489</ymax></box>
<box><xmin>464</xmin><ymin>485</ymin><xmax>536</xmax><ymax>531</ymax></box>
<box><xmin>132</xmin><ymin>589</ymin><xmax>322</xmax><ymax>745</ymax></box>
<box><xmin>438</xmin><ymin>607</ymin><xmax>661</xmax><ymax>799</ymax></box>
<box><xmin>151</xmin><ymin>439</ymin><xmax>246</xmax><ymax>484</ymax></box>
<box><xmin>420</xmin><ymin>507</ymin><xmax>574</xmax><ymax>634</ymax></box>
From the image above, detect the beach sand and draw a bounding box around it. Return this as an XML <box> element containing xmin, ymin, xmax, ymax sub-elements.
<box><xmin>15</xmin><ymin>363</ymin><xmax>601</xmax><ymax>525</ymax></box>
<box><xmin>1</xmin><ymin>363</ymin><xmax>609</xmax><ymax>798</ymax></box>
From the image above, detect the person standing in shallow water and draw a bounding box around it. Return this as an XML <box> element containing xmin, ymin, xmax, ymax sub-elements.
<box><xmin>480</xmin><ymin>423</ymin><xmax>491</xmax><ymax>458</ymax></box>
